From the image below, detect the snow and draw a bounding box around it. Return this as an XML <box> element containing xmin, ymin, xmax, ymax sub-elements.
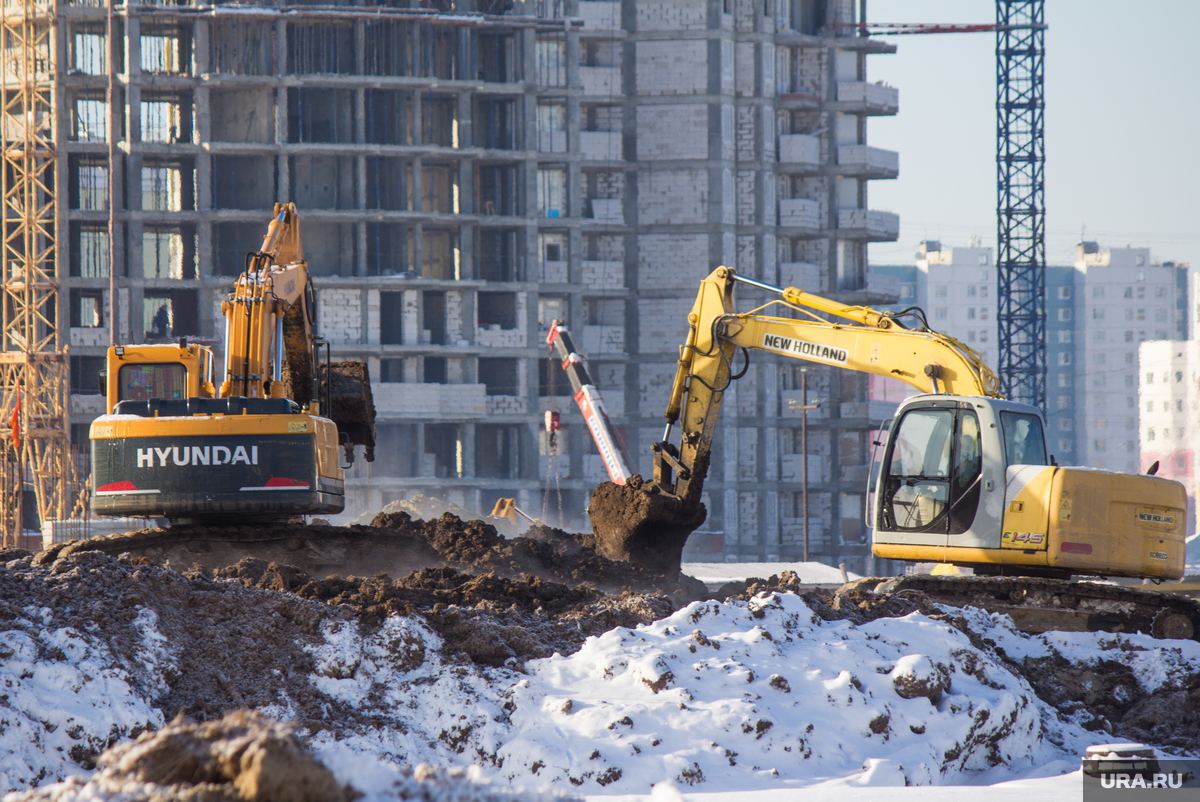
<box><xmin>0</xmin><ymin>607</ymin><xmax>165</xmax><ymax>793</ymax></box>
<box><xmin>5</xmin><ymin>581</ymin><xmax>1200</xmax><ymax>800</ymax></box>
<box><xmin>681</xmin><ymin>562</ymin><xmax>860</xmax><ymax>587</ymax></box>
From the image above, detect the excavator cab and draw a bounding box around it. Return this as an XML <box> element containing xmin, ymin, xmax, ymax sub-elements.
<box><xmin>872</xmin><ymin>396</ymin><xmax>1047</xmax><ymax>548</ymax></box>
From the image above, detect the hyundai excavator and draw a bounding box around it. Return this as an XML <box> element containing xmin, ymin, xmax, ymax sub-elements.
<box><xmin>89</xmin><ymin>203</ymin><xmax>375</xmax><ymax>523</ymax></box>
<box><xmin>588</xmin><ymin>266</ymin><xmax>1198</xmax><ymax>640</ymax></box>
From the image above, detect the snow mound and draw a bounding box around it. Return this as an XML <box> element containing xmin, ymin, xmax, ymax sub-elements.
<box><xmin>486</xmin><ymin>592</ymin><xmax>1092</xmax><ymax>791</ymax></box>
<box><xmin>0</xmin><ymin>602</ymin><xmax>167</xmax><ymax>793</ymax></box>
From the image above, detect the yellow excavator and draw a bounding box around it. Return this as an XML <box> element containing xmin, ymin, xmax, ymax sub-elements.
<box><xmin>89</xmin><ymin>203</ymin><xmax>375</xmax><ymax>523</ymax></box>
<box><xmin>588</xmin><ymin>266</ymin><xmax>1193</xmax><ymax>638</ymax></box>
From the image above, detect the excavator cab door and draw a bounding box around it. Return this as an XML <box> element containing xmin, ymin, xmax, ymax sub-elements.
<box><xmin>872</xmin><ymin>398</ymin><xmax>986</xmax><ymax>547</ymax></box>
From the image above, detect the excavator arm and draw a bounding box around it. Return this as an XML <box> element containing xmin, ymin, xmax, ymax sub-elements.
<box><xmin>220</xmin><ymin>203</ymin><xmax>375</xmax><ymax>459</ymax></box>
<box><xmin>588</xmin><ymin>265</ymin><xmax>1001</xmax><ymax>575</ymax></box>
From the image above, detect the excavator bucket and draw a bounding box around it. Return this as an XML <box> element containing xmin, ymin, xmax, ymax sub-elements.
<box><xmin>320</xmin><ymin>361</ymin><xmax>377</xmax><ymax>461</ymax></box>
<box><xmin>588</xmin><ymin>475</ymin><xmax>707</xmax><ymax>578</ymax></box>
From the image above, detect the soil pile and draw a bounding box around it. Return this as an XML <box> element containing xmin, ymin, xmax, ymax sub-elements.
<box><xmin>211</xmin><ymin>559</ymin><xmax>675</xmax><ymax>667</ymax></box>
<box><xmin>45</xmin><ymin>509</ymin><xmax>707</xmax><ymax>604</ymax></box>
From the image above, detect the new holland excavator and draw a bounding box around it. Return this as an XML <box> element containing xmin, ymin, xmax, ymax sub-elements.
<box><xmin>588</xmin><ymin>266</ymin><xmax>1199</xmax><ymax>640</ymax></box>
<box><xmin>89</xmin><ymin>203</ymin><xmax>376</xmax><ymax>523</ymax></box>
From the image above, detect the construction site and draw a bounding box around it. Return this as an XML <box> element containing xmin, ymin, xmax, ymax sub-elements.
<box><xmin>3</xmin><ymin>0</ymin><xmax>1200</xmax><ymax>800</ymax></box>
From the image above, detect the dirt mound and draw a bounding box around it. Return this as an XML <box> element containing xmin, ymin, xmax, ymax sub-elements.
<box><xmin>4</xmin><ymin>711</ymin><xmax>354</xmax><ymax>802</ymax></box>
<box><xmin>208</xmin><ymin>559</ymin><xmax>674</xmax><ymax>667</ymax></box>
<box><xmin>55</xmin><ymin>509</ymin><xmax>706</xmax><ymax>605</ymax></box>
<box><xmin>350</xmin><ymin>493</ymin><xmax>521</xmax><ymax>538</ymax></box>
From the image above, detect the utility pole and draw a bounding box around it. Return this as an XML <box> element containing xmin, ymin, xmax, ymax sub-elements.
<box><xmin>788</xmin><ymin>368</ymin><xmax>820</xmax><ymax>563</ymax></box>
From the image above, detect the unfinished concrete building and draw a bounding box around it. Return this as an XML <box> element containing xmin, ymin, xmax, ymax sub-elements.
<box><xmin>64</xmin><ymin>0</ymin><xmax>899</xmax><ymax>572</ymax></box>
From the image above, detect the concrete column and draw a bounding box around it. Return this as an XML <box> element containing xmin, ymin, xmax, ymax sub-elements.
<box><xmin>459</xmin><ymin>422</ymin><xmax>476</xmax><ymax>478</ymax></box>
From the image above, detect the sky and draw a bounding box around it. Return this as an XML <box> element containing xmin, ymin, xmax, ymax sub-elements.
<box><xmin>865</xmin><ymin>0</ymin><xmax>1200</xmax><ymax>271</ymax></box>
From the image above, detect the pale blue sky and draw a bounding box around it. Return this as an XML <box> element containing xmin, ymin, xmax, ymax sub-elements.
<box><xmin>866</xmin><ymin>0</ymin><xmax>1200</xmax><ymax>270</ymax></box>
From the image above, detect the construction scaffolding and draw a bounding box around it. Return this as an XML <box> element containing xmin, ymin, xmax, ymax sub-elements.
<box><xmin>0</xmin><ymin>0</ymin><xmax>72</xmax><ymax>544</ymax></box>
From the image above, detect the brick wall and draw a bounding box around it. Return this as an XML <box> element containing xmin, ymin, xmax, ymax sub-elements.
<box><xmin>636</xmin><ymin>0</ymin><xmax>707</xmax><ymax>31</ymax></box>
<box><xmin>637</xmin><ymin>168</ymin><xmax>708</xmax><ymax>225</ymax></box>
<box><xmin>582</xmin><ymin>260</ymin><xmax>624</xmax><ymax>290</ymax></box>
<box><xmin>581</xmin><ymin>324</ymin><xmax>624</xmax><ymax>355</ymax></box>
<box><xmin>637</xmin><ymin>234</ymin><xmax>708</xmax><ymax>289</ymax></box>
<box><xmin>637</xmin><ymin>40</ymin><xmax>707</xmax><ymax>96</ymax></box>
<box><xmin>319</xmin><ymin>288</ymin><xmax>361</xmax><ymax>344</ymax></box>
<box><xmin>636</xmin><ymin>105</ymin><xmax>708</xmax><ymax>160</ymax></box>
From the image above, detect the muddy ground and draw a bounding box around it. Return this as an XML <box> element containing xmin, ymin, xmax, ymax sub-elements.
<box><xmin>2</xmin><ymin>507</ymin><xmax>1199</xmax><ymax>784</ymax></box>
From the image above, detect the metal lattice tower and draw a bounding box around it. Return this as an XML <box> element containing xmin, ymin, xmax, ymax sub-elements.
<box><xmin>0</xmin><ymin>0</ymin><xmax>68</xmax><ymax>543</ymax></box>
<box><xmin>995</xmin><ymin>0</ymin><xmax>1046</xmax><ymax>408</ymax></box>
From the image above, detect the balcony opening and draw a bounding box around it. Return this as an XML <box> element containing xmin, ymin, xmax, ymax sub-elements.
<box><xmin>141</xmin><ymin>93</ymin><xmax>190</xmax><ymax>144</ymax></box>
<box><xmin>301</xmin><ymin>222</ymin><xmax>358</xmax><ymax>277</ymax></box>
<box><xmin>424</xmin><ymin>161</ymin><xmax>459</xmax><ymax>214</ymax></box>
<box><xmin>368</xmin><ymin>224</ymin><xmax>410</xmax><ymax>277</ymax></box>
<box><xmin>70</xmin><ymin>355</ymin><xmax>106</xmax><ymax>395</ymax></box>
<box><xmin>71</xmin><ymin>91</ymin><xmax>110</xmax><ymax>142</ymax></box>
<box><xmin>288</xmin><ymin>88</ymin><xmax>355</xmax><ymax>143</ymax></box>
<box><xmin>537</xmin><ymin>167</ymin><xmax>566</xmax><ymax>218</ymax></box>
<box><xmin>479</xmin><ymin>357</ymin><xmax>518</xmax><ymax>396</ymax></box>
<box><xmin>423</xmin><ymin>291</ymin><xmax>446</xmax><ymax>345</ymax></box>
<box><xmin>143</xmin><ymin>289</ymin><xmax>198</xmax><ymax>340</ymax></box>
<box><xmin>69</xmin><ymin>289</ymin><xmax>104</xmax><ymax>328</ymax></box>
<box><xmin>69</xmin><ymin>157</ymin><xmax>108</xmax><ymax>211</ymax></box>
<box><xmin>366</xmin><ymin>159</ymin><xmax>412</xmax><ymax>211</ymax></box>
<box><xmin>423</xmin><ymin>96</ymin><xmax>458</xmax><ymax>147</ymax></box>
<box><xmin>478</xmin><ymin>97</ymin><xmax>516</xmax><ymax>150</ymax></box>
<box><xmin>141</xmin><ymin>26</ymin><xmax>189</xmax><ymax>75</ymax></box>
<box><xmin>420</xmin><ymin>229</ymin><xmax>459</xmax><ymax>280</ymax></box>
<box><xmin>70</xmin><ymin>224</ymin><xmax>110</xmax><ymax>278</ymax></box>
<box><xmin>536</xmin><ymin>102</ymin><xmax>566</xmax><ymax>152</ymax></box>
<box><xmin>143</xmin><ymin>226</ymin><xmax>195</xmax><ymax>280</ymax></box>
<box><xmin>143</xmin><ymin>159</ymin><xmax>194</xmax><ymax>212</ymax></box>
<box><xmin>476</xmin><ymin>424</ymin><xmax>521</xmax><ymax>479</ymax></box>
<box><xmin>478</xmin><ymin>32</ymin><xmax>516</xmax><ymax>82</ymax></box>
<box><xmin>478</xmin><ymin>291</ymin><xmax>517</xmax><ymax>330</ymax></box>
<box><xmin>70</xmin><ymin>26</ymin><xmax>108</xmax><ymax>75</ymax></box>
<box><xmin>214</xmin><ymin>222</ymin><xmax>265</xmax><ymax>276</ymax></box>
<box><xmin>424</xmin><ymin>356</ymin><xmax>448</xmax><ymax>384</ymax></box>
<box><xmin>365</xmin><ymin>90</ymin><xmax>411</xmax><ymax>145</ymax></box>
<box><xmin>535</xmin><ymin>35</ymin><xmax>565</xmax><ymax>86</ymax></box>
<box><xmin>287</xmin><ymin>21</ymin><xmax>355</xmax><ymax>75</ymax></box>
<box><xmin>477</xmin><ymin>163</ymin><xmax>519</xmax><ymax>216</ymax></box>
<box><xmin>212</xmin><ymin>155</ymin><xmax>273</xmax><ymax>211</ymax></box>
<box><xmin>538</xmin><ymin>358</ymin><xmax>572</xmax><ymax>397</ymax></box>
<box><xmin>478</xmin><ymin>228</ymin><xmax>520</xmax><ymax>281</ymax></box>
<box><xmin>363</xmin><ymin>20</ymin><xmax>410</xmax><ymax>77</ymax></box>
<box><xmin>380</xmin><ymin>292</ymin><xmax>404</xmax><ymax>345</ymax></box>
<box><xmin>424</xmin><ymin>423</ymin><xmax>461</xmax><ymax>478</ymax></box>
<box><xmin>208</xmin><ymin>19</ymin><xmax>276</xmax><ymax>76</ymax></box>
<box><xmin>378</xmin><ymin>359</ymin><xmax>405</xmax><ymax>382</ymax></box>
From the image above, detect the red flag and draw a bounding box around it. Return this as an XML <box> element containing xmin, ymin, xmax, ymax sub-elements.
<box><xmin>10</xmin><ymin>391</ymin><xmax>19</xmax><ymax>452</ymax></box>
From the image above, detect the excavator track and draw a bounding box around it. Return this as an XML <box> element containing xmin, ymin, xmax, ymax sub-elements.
<box><xmin>852</xmin><ymin>575</ymin><xmax>1200</xmax><ymax>641</ymax></box>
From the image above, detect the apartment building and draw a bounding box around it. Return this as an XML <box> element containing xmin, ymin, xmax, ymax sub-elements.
<box><xmin>61</xmin><ymin>0</ymin><xmax>900</xmax><ymax>571</ymax></box>
<box><xmin>1070</xmin><ymin>243</ymin><xmax>1188</xmax><ymax>474</ymax></box>
<box><xmin>1139</xmin><ymin>340</ymin><xmax>1197</xmax><ymax>532</ymax></box>
<box><xmin>868</xmin><ymin>240</ymin><xmax>996</xmax><ymax>404</ymax></box>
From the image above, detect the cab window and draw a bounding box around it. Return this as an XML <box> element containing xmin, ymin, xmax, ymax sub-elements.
<box><xmin>119</xmin><ymin>363</ymin><xmax>185</xmax><ymax>401</ymax></box>
<box><xmin>1000</xmin><ymin>411</ymin><xmax>1048</xmax><ymax>466</ymax></box>
<box><xmin>880</xmin><ymin>407</ymin><xmax>982</xmax><ymax>535</ymax></box>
